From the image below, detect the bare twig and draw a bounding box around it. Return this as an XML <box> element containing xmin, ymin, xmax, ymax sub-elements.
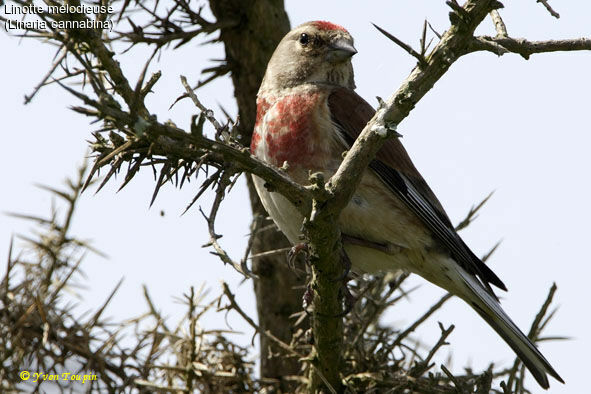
<box><xmin>240</xmin><ymin>215</ymin><xmax>264</xmax><ymax>275</ymax></box>
<box><xmin>221</xmin><ymin>281</ymin><xmax>337</xmax><ymax>394</ymax></box>
<box><xmin>180</xmin><ymin>75</ymin><xmax>225</xmax><ymax>135</ymax></box>
<box><xmin>536</xmin><ymin>0</ymin><xmax>560</xmax><ymax>19</ymax></box>
<box><xmin>372</xmin><ymin>23</ymin><xmax>427</xmax><ymax>67</ymax></box>
<box><xmin>469</xmin><ymin>36</ymin><xmax>591</xmax><ymax>59</ymax></box>
<box><xmin>505</xmin><ymin>283</ymin><xmax>559</xmax><ymax>390</ymax></box>
<box><xmin>221</xmin><ymin>282</ymin><xmax>303</xmax><ymax>358</ymax></box>
<box><xmin>410</xmin><ymin>322</ymin><xmax>455</xmax><ymax>377</ymax></box>
<box><xmin>481</xmin><ymin>240</ymin><xmax>502</xmax><ymax>263</ymax></box>
<box><xmin>427</xmin><ymin>21</ymin><xmax>442</xmax><ymax>40</ymax></box>
<box><xmin>470</xmin><ymin>36</ymin><xmax>510</xmax><ymax>56</ymax></box>
<box><xmin>24</xmin><ymin>47</ymin><xmax>67</xmax><ymax>104</ymax></box>
<box><xmin>391</xmin><ymin>293</ymin><xmax>454</xmax><ymax>349</ymax></box>
<box><xmin>200</xmin><ymin>171</ymin><xmax>258</xmax><ymax>278</ymax></box>
<box><xmin>248</xmin><ymin>246</ymin><xmax>292</xmax><ymax>260</ymax></box>
<box><xmin>455</xmin><ymin>191</ymin><xmax>494</xmax><ymax>232</ymax></box>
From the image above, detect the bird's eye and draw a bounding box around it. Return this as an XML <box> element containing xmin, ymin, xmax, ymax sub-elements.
<box><xmin>299</xmin><ymin>33</ymin><xmax>309</xmax><ymax>46</ymax></box>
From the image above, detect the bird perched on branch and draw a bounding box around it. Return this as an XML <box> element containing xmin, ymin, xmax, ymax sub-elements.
<box><xmin>250</xmin><ymin>20</ymin><xmax>563</xmax><ymax>389</ymax></box>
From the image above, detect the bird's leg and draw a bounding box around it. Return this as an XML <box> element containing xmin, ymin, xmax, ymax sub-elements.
<box><xmin>332</xmin><ymin>242</ymin><xmax>352</xmax><ymax>282</ymax></box>
<box><xmin>292</xmin><ymin>236</ymin><xmax>402</xmax><ymax>316</ymax></box>
<box><xmin>336</xmin><ymin>244</ymin><xmax>357</xmax><ymax>315</ymax></box>
<box><xmin>339</xmin><ymin>278</ymin><xmax>356</xmax><ymax>316</ymax></box>
<box><xmin>287</xmin><ymin>242</ymin><xmax>309</xmax><ymax>271</ymax></box>
<box><xmin>302</xmin><ymin>283</ymin><xmax>314</xmax><ymax>312</ymax></box>
<box><xmin>288</xmin><ymin>243</ymin><xmax>315</xmax><ymax>312</ymax></box>
<box><xmin>290</xmin><ymin>241</ymin><xmax>356</xmax><ymax>316</ymax></box>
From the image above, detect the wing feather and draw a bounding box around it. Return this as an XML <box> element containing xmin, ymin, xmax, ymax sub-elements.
<box><xmin>328</xmin><ymin>86</ymin><xmax>506</xmax><ymax>293</ymax></box>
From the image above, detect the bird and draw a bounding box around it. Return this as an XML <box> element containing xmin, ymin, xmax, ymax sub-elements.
<box><xmin>250</xmin><ymin>20</ymin><xmax>563</xmax><ymax>389</ymax></box>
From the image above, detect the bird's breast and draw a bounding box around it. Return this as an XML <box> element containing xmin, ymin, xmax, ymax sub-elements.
<box><xmin>250</xmin><ymin>87</ymin><xmax>436</xmax><ymax>277</ymax></box>
<box><xmin>251</xmin><ymin>87</ymin><xmax>342</xmax><ymax>175</ymax></box>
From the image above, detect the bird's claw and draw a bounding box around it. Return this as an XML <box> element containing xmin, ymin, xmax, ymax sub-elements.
<box><xmin>302</xmin><ymin>283</ymin><xmax>314</xmax><ymax>312</ymax></box>
<box><xmin>337</xmin><ymin>248</ymin><xmax>356</xmax><ymax>315</ymax></box>
<box><xmin>292</xmin><ymin>241</ymin><xmax>357</xmax><ymax>316</ymax></box>
<box><xmin>339</xmin><ymin>282</ymin><xmax>357</xmax><ymax>316</ymax></box>
<box><xmin>288</xmin><ymin>242</ymin><xmax>309</xmax><ymax>271</ymax></box>
<box><xmin>302</xmin><ymin>281</ymin><xmax>356</xmax><ymax>317</ymax></box>
<box><xmin>331</xmin><ymin>247</ymin><xmax>352</xmax><ymax>282</ymax></box>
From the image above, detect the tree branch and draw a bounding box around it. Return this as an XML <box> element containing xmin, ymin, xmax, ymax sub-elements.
<box><xmin>326</xmin><ymin>0</ymin><xmax>502</xmax><ymax>213</ymax></box>
<box><xmin>489</xmin><ymin>9</ymin><xmax>508</xmax><ymax>37</ymax></box>
<box><xmin>304</xmin><ymin>0</ymin><xmax>505</xmax><ymax>391</ymax></box>
<box><xmin>469</xmin><ymin>36</ymin><xmax>591</xmax><ymax>59</ymax></box>
<box><xmin>306</xmin><ymin>1</ymin><xmax>587</xmax><ymax>386</ymax></box>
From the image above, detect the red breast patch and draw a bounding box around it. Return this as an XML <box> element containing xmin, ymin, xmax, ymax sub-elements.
<box><xmin>253</xmin><ymin>92</ymin><xmax>323</xmax><ymax>167</ymax></box>
<box><xmin>251</xmin><ymin>97</ymin><xmax>271</xmax><ymax>152</ymax></box>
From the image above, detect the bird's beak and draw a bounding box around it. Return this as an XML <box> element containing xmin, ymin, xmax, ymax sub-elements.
<box><xmin>327</xmin><ymin>39</ymin><xmax>357</xmax><ymax>63</ymax></box>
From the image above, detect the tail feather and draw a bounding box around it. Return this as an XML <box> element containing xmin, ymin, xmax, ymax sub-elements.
<box><xmin>457</xmin><ymin>267</ymin><xmax>564</xmax><ymax>389</ymax></box>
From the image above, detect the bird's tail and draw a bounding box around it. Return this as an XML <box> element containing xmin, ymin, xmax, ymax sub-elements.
<box><xmin>456</xmin><ymin>267</ymin><xmax>564</xmax><ymax>390</ymax></box>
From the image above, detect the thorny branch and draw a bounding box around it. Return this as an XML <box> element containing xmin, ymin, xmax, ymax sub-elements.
<box><xmin>0</xmin><ymin>165</ymin><xmax>263</xmax><ymax>392</ymax></box>
<box><xmin>0</xmin><ymin>163</ymin><xmax>564</xmax><ymax>392</ymax></box>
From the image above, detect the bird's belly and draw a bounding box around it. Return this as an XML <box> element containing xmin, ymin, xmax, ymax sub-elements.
<box><xmin>252</xmin><ymin>175</ymin><xmax>304</xmax><ymax>244</ymax></box>
<box><xmin>336</xmin><ymin>171</ymin><xmax>437</xmax><ymax>275</ymax></box>
<box><xmin>343</xmin><ymin>243</ymin><xmax>407</xmax><ymax>274</ymax></box>
<box><xmin>253</xmin><ymin>170</ymin><xmax>434</xmax><ymax>276</ymax></box>
<box><xmin>339</xmin><ymin>172</ymin><xmax>433</xmax><ymax>251</ymax></box>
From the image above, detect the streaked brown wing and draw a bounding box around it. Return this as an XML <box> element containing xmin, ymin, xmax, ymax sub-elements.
<box><xmin>328</xmin><ymin>86</ymin><xmax>506</xmax><ymax>293</ymax></box>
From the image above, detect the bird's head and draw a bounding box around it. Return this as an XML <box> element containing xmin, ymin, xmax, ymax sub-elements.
<box><xmin>260</xmin><ymin>21</ymin><xmax>357</xmax><ymax>92</ymax></box>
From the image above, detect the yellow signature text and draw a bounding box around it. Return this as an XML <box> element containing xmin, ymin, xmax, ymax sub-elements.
<box><xmin>20</xmin><ymin>370</ymin><xmax>97</xmax><ymax>384</ymax></box>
